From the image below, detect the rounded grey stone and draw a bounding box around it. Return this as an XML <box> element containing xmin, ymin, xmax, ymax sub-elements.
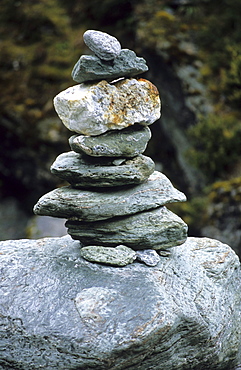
<box><xmin>71</xmin><ymin>49</ymin><xmax>148</xmax><ymax>83</ymax></box>
<box><xmin>0</xmin><ymin>235</ymin><xmax>240</xmax><ymax>369</ymax></box>
<box><xmin>69</xmin><ymin>125</ymin><xmax>151</xmax><ymax>157</ymax></box>
<box><xmin>80</xmin><ymin>245</ymin><xmax>136</xmax><ymax>266</ymax></box>
<box><xmin>33</xmin><ymin>171</ymin><xmax>187</xmax><ymax>222</ymax></box>
<box><xmin>83</xmin><ymin>30</ymin><xmax>121</xmax><ymax>61</ymax></box>
<box><xmin>50</xmin><ymin>152</ymin><xmax>155</xmax><ymax>188</ymax></box>
<box><xmin>66</xmin><ymin>206</ymin><xmax>188</xmax><ymax>250</ymax></box>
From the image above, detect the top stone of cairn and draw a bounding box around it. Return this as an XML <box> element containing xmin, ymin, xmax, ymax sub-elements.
<box><xmin>83</xmin><ymin>30</ymin><xmax>121</xmax><ymax>61</ymax></box>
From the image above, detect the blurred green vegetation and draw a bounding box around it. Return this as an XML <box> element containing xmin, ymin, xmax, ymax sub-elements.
<box><xmin>187</xmin><ymin>113</ymin><xmax>241</xmax><ymax>182</ymax></box>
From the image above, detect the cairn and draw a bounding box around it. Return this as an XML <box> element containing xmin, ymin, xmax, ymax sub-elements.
<box><xmin>34</xmin><ymin>30</ymin><xmax>188</xmax><ymax>266</ymax></box>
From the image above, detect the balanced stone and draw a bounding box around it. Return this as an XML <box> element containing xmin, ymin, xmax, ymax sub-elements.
<box><xmin>69</xmin><ymin>125</ymin><xmax>151</xmax><ymax>157</ymax></box>
<box><xmin>53</xmin><ymin>78</ymin><xmax>161</xmax><ymax>136</ymax></box>
<box><xmin>83</xmin><ymin>30</ymin><xmax>121</xmax><ymax>61</ymax></box>
<box><xmin>136</xmin><ymin>249</ymin><xmax>161</xmax><ymax>266</ymax></box>
<box><xmin>66</xmin><ymin>206</ymin><xmax>188</xmax><ymax>250</ymax></box>
<box><xmin>33</xmin><ymin>171</ymin><xmax>187</xmax><ymax>222</ymax></box>
<box><xmin>80</xmin><ymin>245</ymin><xmax>136</xmax><ymax>266</ymax></box>
<box><xmin>72</xmin><ymin>49</ymin><xmax>148</xmax><ymax>83</ymax></box>
<box><xmin>50</xmin><ymin>152</ymin><xmax>155</xmax><ymax>188</ymax></box>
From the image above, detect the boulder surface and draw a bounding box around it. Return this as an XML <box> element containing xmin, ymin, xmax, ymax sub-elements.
<box><xmin>0</xmin><ymin>235</ymin><xmax>240</xmax><ymax>370</ymax></box>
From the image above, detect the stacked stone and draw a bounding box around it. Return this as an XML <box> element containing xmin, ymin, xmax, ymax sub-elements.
<box><xmin>34</xmin><ymin>30</ymin><xmax>188</xmax><ymax>266</ymax></box>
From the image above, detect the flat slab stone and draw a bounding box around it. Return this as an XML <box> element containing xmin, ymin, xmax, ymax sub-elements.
<box><xmin>50</xmin><ymin>152</ymin><xmax>155</xmax><ymax>188</ymax></box>
<box><xmin>0</xmin><ymin>235</ymin><xmax>240</xmax><ymax>369</ymax></box>
<box><xmin>69</xmin><ymin>124</ymin><xmax>151</xmax><ymax>157</ymax></box>
<box><xmin>33</xmin><ymin>171</ymin><xmax>187</xmax><ymax>222</ymax></box>
<box><xmin>53</xmin><ymin>78</ymin><xmax>161</xmax><ymax>135</ymax></box>
<box><xmin>66</xmin><ymin>206</ymin><xmax>188</xmax><ymax>250</ymax></box>
<box><xmin>72</xmin><ymin>49</ymin><xmax>148</xmax><ymax>83</ymax></box>
<box><xmin>83</xmin><ymin>30</ymin><xmax>121</xmax><ymax>60</ymax></box>
<box><xmin>80</xmin><ymin>245</ymin><xmax>136</xmax><ymax>266</ymax></box>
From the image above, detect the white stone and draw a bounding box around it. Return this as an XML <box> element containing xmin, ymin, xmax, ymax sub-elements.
<box><xmin>53</xmin><ymin>78</ymin><xmax>161</xmax><ymax>135</ymax></box>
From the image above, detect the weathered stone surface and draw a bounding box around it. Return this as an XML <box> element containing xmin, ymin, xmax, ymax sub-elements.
<box><xmin>53</xmin><ymin>78</ymin><xmax>161</xmax><ymax>135</ymax></box>
<box><xmin>83</xmin><ymin>30</ymin><xmax>121</xmax><ymax>60</ymax></box>
<box><xmin>71</xmin><ymin>49</ymin><xmax>148</xmax><ymax>83</ymax></box>
<box><xmin>69</xmin><ymin>125</ymin><xmax>151</xmax><ymax>157</ymax></box>
<box><xmin>80</xmin><ymin>245</ymin><xmax>136</xmax><ymax>266</ymax></box>
<box><xmin>0</xmin><ymin>235</ymin><xmax>240</xmax><ymax>369</ymax></box>
<box><xmin>33</xmin><ymin>171</ymin><xmax>187</xmax><ymax>222</ymax></box>
<box><xmin>50</xmin><ymin>152</ymin><xmax>155</xmax><ymax>188</ymax></box>
<box><xmin>136</xmin><ymin>249</ymin><xmax>161</xmax><ymax>266</ymax></box>
<box><xmin>66</xmin><ymin>206</ymin><xmax>188</xmax><ymax>250</ymax></box>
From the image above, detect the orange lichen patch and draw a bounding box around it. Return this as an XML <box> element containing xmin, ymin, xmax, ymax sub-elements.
<box><xmin>138</xmin><ymin>78</ymin><xmax>160</xmax><ymax>96</ymax></box>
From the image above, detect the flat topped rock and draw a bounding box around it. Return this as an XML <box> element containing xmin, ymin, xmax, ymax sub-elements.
<box><xmin>50</xmin><ymin>152</ymin><xmax>155</xmax><ymax>188</ymax></box>
<box><xmin>66</xmin><ymin>206</ymin><xmax>188</xmax><ymax>250</ymax></box>
<box><xmin>53</xmin><ymin>78</ymin><xmax>161</xmax><ymax>136</ymax></box>
<box><xmin>0</xmin><ymin>235</ymin><xmax>240</xmax><ymax>369</ymax></box>
<box><xmin>33</xmin><ymin>171</ymin><xmax>187</xmax><ymax>222</ymax></box>
<box><xmin>69</xmin><ymin>125</ymin><xmax>151</xmax><ymax>157</ymax></box>
<box><xmin>83</xmin><ymin>30</ymin><xmax>121</xmax><ymax>61</ymax></box>
<box><xmin>80</xmin><ymin>245</ymin><xmax>136</xmax><ymax>266</ymax></box>
<box><xmin>72</xmin><ymin>49</ymin><xmax>148</xmax><ymax>83</ymax></box>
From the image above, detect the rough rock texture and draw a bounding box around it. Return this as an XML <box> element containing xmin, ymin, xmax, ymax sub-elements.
<box><xmin>50</xmin><ymin>152</ymin><xmax>155</xmax><ymax>188</ymax></box>
<box><xmin>66</xmin><ymin>206</ymin><xmax>188</xmax><ymax>250</ymax></box>
<box><xmin>0</xmin><ymin>235</ymin><xmax>240</xmax><ymax>370</ymax></box>
<box><xmin>136</xmin><ymin>249</ymin><xmax>161</xmax><ymax>266</ymax></box>
<box><xmin>33</xmin><ymin>171</ymin><xmax>187</xmax><ymax>221</ymax></box>
<box><xmin>80</xmin><ymin>245</ymin><xmax>136</xmax><ymax>266</ymax></box>
<box><xmin>69</xmin><ymin>125</ymin><xmax>151</xmax><ymax>157</ymax></box>
<box><xmin>53</xmin><ymin>78</ymin><xmax>161</xmax><ymax>135</ymax></box>
<box><xmin>71</xmin><ymin>49</ymin><xmax>148</xmax><ymax>83</ymax></box>
<box><xmin>83</xmin><ymin>30</ymin><xmax>121</xmax><ymax>60</ymax></box>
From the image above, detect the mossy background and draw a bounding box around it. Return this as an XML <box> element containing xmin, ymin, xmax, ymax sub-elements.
<box><xmin>1</xmin><ymin>0</ymin><xmax>241</xmax><ymax>257</ymax></box>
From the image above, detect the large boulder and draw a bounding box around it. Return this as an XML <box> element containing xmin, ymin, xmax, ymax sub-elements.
<box><xmin>0</xmin><ymin>235</ymin><xmax>240</xmax><ymax>369</ymax></box>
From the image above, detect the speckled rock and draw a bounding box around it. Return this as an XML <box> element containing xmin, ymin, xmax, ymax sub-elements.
<box><xmin>53</xmin><ymin>78</ymin><xmax>161</xmax><ymax>135</ymax></box>
<box><xmin>50</xmin><ymin>152</ymin><xmax>155</xmax><ymax>188</ymax></box>
<box><xmin>0</xmin><ymin>235</ymin><xmax>240</xmax><ymax>369</ymax></box>
<box><xmin>69</xmin><ymin>125</ymin><xmax>151</xmax><ymax>158</ymax></box>
<box><xmin>83</xmin><ymin>30</ymin><xmax>121</xmax><ymax>61</ymax></box>
<box><xmin>80</xmin><ymin>245</ymin><xmax>136</xmax><ymax>266</ymax></box>
<box><xmin>136</xmin><ymin>249</ymin><xmax>161</xmax><ymax>266</ymax></box>
<box><xmin>66</xmin><ymin>206</ymin><xmax>188</xmax><ymax>250</ymax></box>
<box><xmin>71</xmin><ymin>49</ymin><xmax>148</xmax><ymax>83</ymax></box>
<box><xmin>33</xmin><ymin>171</ymin><xmax>187</xmax><ymax>222</ymax></box>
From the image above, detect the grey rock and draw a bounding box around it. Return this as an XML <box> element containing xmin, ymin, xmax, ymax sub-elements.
<box><xmin>50</xmin><ymin>152</ymin><xmax>155</xmax><ymax>188</ymax></box>
<box><xmin>158</xmin><ymin>249</ymin><xmax>172</xmax><ymax>257</ymax></box>
<box><xmin>53</xmin><ymin>78</ymin><xmax>161</xmax><ymax>135</ymax></box>
<box><xmin>136</xmin><ymin>249</ymin><xmax>161</xmax><ymax>266</ymax></box>
<box><xmin>0</xmin><ymin>235</ymin><xmax>240</xmax><ymax>369</ymax></box>
<box><xmin>69</xmin><ymin>124</ymin><xmax>151</xmax><ymax>157</ymax></box>
<box><xmin>71</xmin><ymin>49</ymin><xmax>148</xmax><ymax>83</ymax></box>
<box><xmin>80</xmin><ymin>245</ymin><xmax>136</xmax><ymax>266</ymax></box>
<box><xmin>83</xmin><ymin>30</ymin><xmax>121</xmax><ymax>61</ymax></box>
<box><xmin>66</xmin><ymin>206</ymin><xmax>188</xmax><ymax>250</ymax></box>
<box><xmin>33</xmin><ymin>171</ymin><xmax>187</xmax><ymax>222</ymax></box>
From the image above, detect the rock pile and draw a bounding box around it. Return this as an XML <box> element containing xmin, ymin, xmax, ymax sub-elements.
<box><xmin>34</xmin><ymin>30</ymin><xmax>188</xmax><ymax>266</ymax></box>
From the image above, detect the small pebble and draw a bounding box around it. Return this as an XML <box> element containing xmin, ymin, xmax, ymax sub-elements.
<box><xmin>136</xmin><ymin>249</ymin><xmax>161</xmax><ymax>266</ymax></box>
<box><xmin>158</xmin><ymin>250</ymin><xmax>171</xmax><ymax>257</ymax></box>
<box><xmin>83</xmin><ymin>30</ymin><xmax>121</xmax><ymax>61</ymax></box>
